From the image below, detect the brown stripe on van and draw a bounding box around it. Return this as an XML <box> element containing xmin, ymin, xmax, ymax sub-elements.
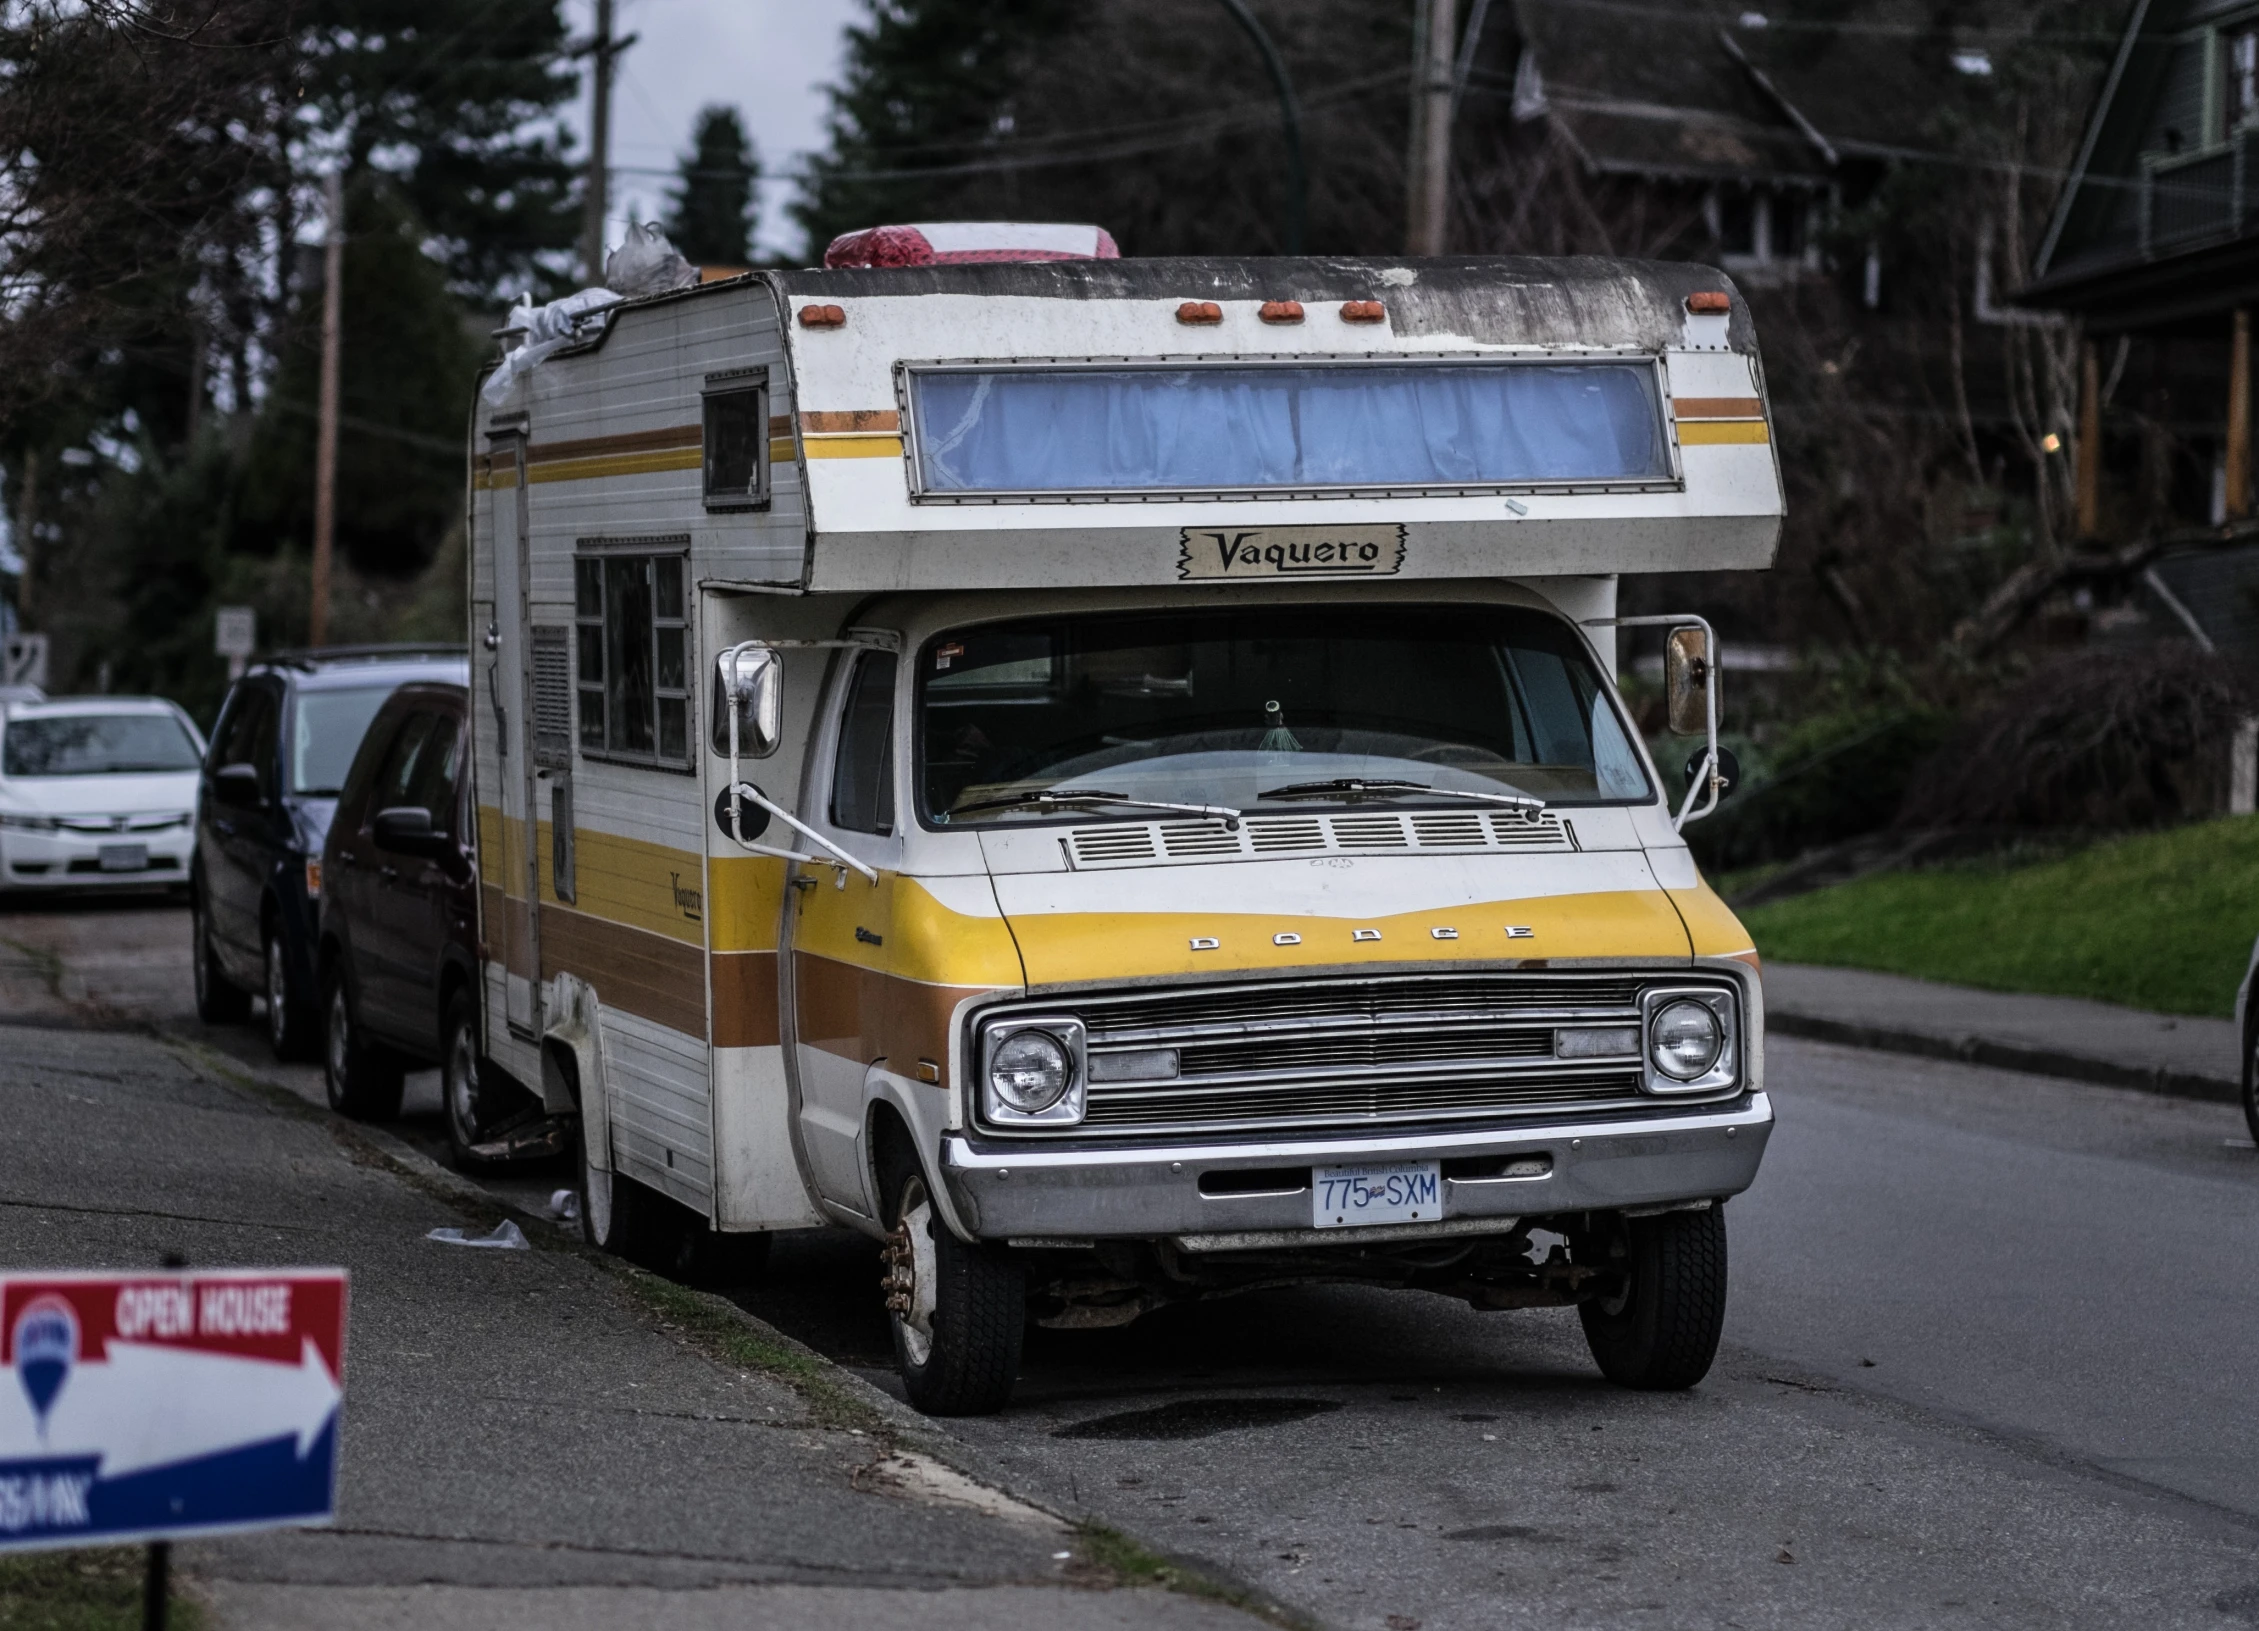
<box><xmin>800</xmin><ymin>409</ymin><xmax>900</xmax><ymax>434</ymax></box>
<box><xmin>793</xmin><ymin>951</ymin><xmax>990</xmax><ymax>1083</ymax></box>
<box><xmin>525</xmin><ymin>423</ymin><xmax>702</xmax><ymax>465</ymax></box>
<box><xmin>1671</xmin><ymin>397</ymin><xmax>1764</xmax><ymax>421</ymax></box>
<box><xmin>712</xmin><ymin>951</ymin><xmax>781</xmax><ymax>1048</ymax></box>
<box><xmin>539</xmin><ymin>905</ymin><xmax>706</xmax><ymax>1038</ymax></box>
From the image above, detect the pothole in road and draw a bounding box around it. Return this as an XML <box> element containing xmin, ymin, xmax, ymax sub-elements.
<box><xmin>1054</xmin><ymin>1397</ymin><xmax>1343</xmax><ymax>1440</ymax></box>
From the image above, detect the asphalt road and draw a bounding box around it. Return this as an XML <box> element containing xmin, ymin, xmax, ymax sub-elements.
<box><xmin>7</xmin><ymin>895</ymin><xmax>2259</xmax><ymax>1630</ymax></box>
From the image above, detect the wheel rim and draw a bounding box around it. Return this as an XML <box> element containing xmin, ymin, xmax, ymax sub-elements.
<box><xmin>447</xmin><ymin>1023</ymin><xmax>480</xmax><ymax>1143</ymax></box>
<box><xmin>884</xmin><ymin>1176</ymin><xmax>939</xmax><ymax>1368</ymax></box>
<box><xmin>266</xmin><ymin>939</ymin><xmax>288</xmax><ymax>1045</ymax></box>
<box><xmin>326</xmin><ymin>982</ymin><xmax>350</xmax><ymax>1086</ymax></box>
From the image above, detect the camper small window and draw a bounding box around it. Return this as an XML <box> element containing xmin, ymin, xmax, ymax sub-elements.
<box><xmin>573</xmin><ymin>548</ymin><xmax>693</xmax><ymax>771</ymax></box>
<box><xmin>703</xmin><ymin>373</ymin><xmax>769</xmax><ymax>511</ymax></box>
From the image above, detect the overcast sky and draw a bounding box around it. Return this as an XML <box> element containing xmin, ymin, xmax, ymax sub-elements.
<box><xmin>562</xmin><ymin>0</ymin><xmax>865</xmax><ymax>264</ymax></box>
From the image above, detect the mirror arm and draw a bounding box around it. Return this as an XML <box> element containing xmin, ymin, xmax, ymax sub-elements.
<box><xmin>719</xmin><ymin>641</ymin><xmax>879</xmax><ymax>885</ymax></box>
<box><xmin>1582</xmin><ymin>613</ymin><xmax>1724</xmax><ymax>832</ymax></box>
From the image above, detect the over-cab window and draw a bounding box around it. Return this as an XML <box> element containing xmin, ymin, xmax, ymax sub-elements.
<box><xmin>905</xmin><ymin>359</ymin><xmax>1672</xmax><ymax>498</ymax></box>
<box><xmin>575</xmin><ymin>548</ymin><xmax>692</xmax><ymax>769</ymax></box>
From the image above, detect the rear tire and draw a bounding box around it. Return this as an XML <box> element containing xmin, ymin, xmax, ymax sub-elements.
<box><xmin>576</xmin><ymin>1115</ymin><xmax>662</xmax><ymax>1262</ymax></box>
<box><xmin>322</xmin><ymin>969</ymin><xmax>404</xmax><ymax>1121</ymax></box>
<box><xmin>880</xmin><ymin>1141</ymin><xmax>1023</xmax><ymax>1416</ymax></box>
<box><xmin>1578</xmin><ymin>1207</ymin><xmax>1728</xmax><ymax>1391</ymax></box>
<box><xmin>191</xmin><ymin>887</ymin><xmax>250</xmax><ymax>1025</ymax></box>
<box><xmin>265</xmin><ymin>928</ymin><xmax>316</xmax><ymax>1061</ymax></box>
<box><xmin>441</xmin><ymin>992</ymin><xmax>498</xmax><ymax>1168</ymax></box>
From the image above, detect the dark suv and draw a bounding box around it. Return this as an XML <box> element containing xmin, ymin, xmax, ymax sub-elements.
<box><xmin>192</xmin><ymin>646</ymin><xmax>468</xmax><ymax>1058</ymax></box>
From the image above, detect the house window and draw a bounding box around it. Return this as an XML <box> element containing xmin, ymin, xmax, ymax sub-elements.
<box><xmin>703</xmin><ymin>368</ymin><xmax>769</xmax><ymax>511</ymax></box>
<box><xmin>2232</xmin><ymin>29</ymin><xmax>2259</xmax><ymax>131</ymax></box>
<box><xmin>575</xmin><ymin>547</ymin><xmax>692</xmax><ymax>769</ymax></box>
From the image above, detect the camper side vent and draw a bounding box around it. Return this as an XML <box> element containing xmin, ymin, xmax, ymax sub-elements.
<box><xmin>530</xmin><ymin>625</ymin><xmax>574</xmax><ymax>769</ymax></box>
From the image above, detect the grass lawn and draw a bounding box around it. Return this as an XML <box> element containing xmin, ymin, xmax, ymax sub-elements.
<box><xmin>1738</xmin><ymin>816</ymin><xmax>2259</xmax><ymax>1018</ymax></box>
<box><xmin>0</xmin><ymin>1549</ymin><xmax>199</xmax><ymax>1631</ymax></box>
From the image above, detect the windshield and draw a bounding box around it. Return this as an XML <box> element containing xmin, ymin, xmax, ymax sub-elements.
<box><xmin>3</xmin><ymin>713</ymin><xmax>201</xmax><ymax>777</ymax></box>
<box><xmin>291</xmin><ymin>686</ymin><xmax>394</xmax><ymax>795</ymax></box>
<box><xmin>919</xmin><ymin>606</ymin><xmax>1651</xmax><ymax>825</ymax></box>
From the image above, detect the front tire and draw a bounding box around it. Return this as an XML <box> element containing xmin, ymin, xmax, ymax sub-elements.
<box><xmin>191</xmin><ymin>886</ymin><xmax>250</xmax><ymax>1024</ymax></box>
<box><xmin>1579</xmin><ymin>1207</ymin><xmax>1729</xmax><ymax>1391</ymax></box>
<box><xmin>322</xmin><ymin>970</ymin><xmax>404</xmax><ymax>1120</ymax></box>
<box><xmin>265</xmin><ymin>929</ymin><xmax>316</xmax><ymax>1061</ymax></box>
<box><xmin>2243</xmin><ymin>1016</ymin><xmax>2259</xmax><ymax>1149</ymax></box>
<box><xmin>880</xmin><ymin>1142</ymin><xmax>1023</xmax><ymax>1416</ymax></box>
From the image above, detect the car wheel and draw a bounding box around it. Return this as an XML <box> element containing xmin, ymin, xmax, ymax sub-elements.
<box><xmin>264</xmin><ymin>929</ymin><xmax>316</xmax><ymax>1061</ymax></box>
<box><xmin>191</xmin><ymin>886</ymin><xmax>250</xmax><ymax>1025</ymax></box>
<box><xmin>323</xmin><ymin>969</ymin><xmax>403</xmax><ymax>1121</ymax></box>
<box><xmin>879</xmin><ymin>1141</ymin><xmax>1023</xmax><ymax>1416</ymax></box>
<box><xmin>1578</xmin><ymin>1207</ymin><xmax>1729</xmax><ymax>1391</ymax></box>
<box><xmin>2243</xmin><ymin>1016</ymin><xmax>2259</xmax><ymax>1150</ymax></box>
<box><xmin>441</xmin><ymin>992</ymin><xmax>497</xmax><ymax>1168</ymax></box>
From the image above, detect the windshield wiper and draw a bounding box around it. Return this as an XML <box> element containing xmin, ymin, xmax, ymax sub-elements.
<box><xmin>948</xmin><ymin>787</ymin><xmax>1244</xmax><ymax>825</ymax></box>
<box><xmin>1255</xmin><ymin>777</ymin><xmax>1548</xmax><ymax>817</ymax></box>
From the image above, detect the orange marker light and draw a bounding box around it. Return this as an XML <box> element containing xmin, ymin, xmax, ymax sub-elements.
<box><xmin>1259</xmin><ymin>300</ymin><xmax>1305</xmax><ymax>324</ymax></box>
<box><xmin>1176</xmin><ymin>301</ymin><xmax>1223</xmax><ymax>325</ymax></box>
<box><xmin>1685</xmin><ymin>291</ymin><xmax>1731</xmax><ymax>314</ymax></box>
<box><xmin>798</xmin><ymin>304</ymin><xmax>847</xmax><ymax>328</ymax></box>
<box><xmin>1339</xmin><ymin>300</ymin><xmax>1386</xmax><ymax>324</ymax></box>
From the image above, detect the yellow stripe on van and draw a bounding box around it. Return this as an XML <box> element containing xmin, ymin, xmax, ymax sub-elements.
<box><xmin>1677</xmin><ymin>420</ymin><xmax>1770</xmax><ymax>446</ymax></box>
<box><xmin>802</xmin><ymin>434</ymin><xmax>904</xmax><ymax>460</ymax></box>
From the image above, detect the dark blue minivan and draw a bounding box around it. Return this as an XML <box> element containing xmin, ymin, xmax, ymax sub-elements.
<box><xmin>192</xmin><ymin>646</ymin><xmax>468</xmax><ymax>1058</ymax></box>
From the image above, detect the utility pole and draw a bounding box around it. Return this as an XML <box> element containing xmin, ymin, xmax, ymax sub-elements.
<box><xmin>579</xmin><ymin>0</ymin><xmax>634</xmax><ymax>285</ymax></box>
<box><xmin>310</xmin><ymin>169</ymin><xmax>343</xmax><ymax>650</ymax></box>
<box><xmin>1404</xmin><ymin>0</ymin><xmax>1459</xmax><ymax>255</ymax></box>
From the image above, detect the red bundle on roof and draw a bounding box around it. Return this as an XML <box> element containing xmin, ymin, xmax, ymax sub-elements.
<box><xmin>823</xmin><ymin>222</ymin><xmax>1121</xmax><ymax>268</ymax></box>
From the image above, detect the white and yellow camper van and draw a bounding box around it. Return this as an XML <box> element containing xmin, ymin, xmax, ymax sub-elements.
<box><xmin>468</xmin><ymin>247</ymin><xmax>1780</xmax><ymax>1414</ymax></box>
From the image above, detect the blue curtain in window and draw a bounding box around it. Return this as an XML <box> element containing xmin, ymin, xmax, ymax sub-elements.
<box><xmin>911</xmin><ymin>363</ymin><xmax>1668</xmax><ymax>493</ymax></box>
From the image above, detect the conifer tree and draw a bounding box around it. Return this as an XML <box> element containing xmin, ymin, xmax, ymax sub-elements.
<box><xmin>665</xmin><ymin>107</ymin><xmax>760</xmax><ymax>269</ymax></box>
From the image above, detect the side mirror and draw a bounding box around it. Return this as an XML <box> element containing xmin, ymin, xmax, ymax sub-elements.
<box><xmin>213</xmin><ymin>763</ymin><xmax>261</xmax><ymax>809</ymax></box>
<box><xmin>712</xmin><ymin>645</ymin><xmax>781</xmax><ymax>757</ymax></box>
<box><xmin>1684</xmin><ymin>746</ymin><xmax>1741</xmax><ymax>801</ymax></box>
<box><xmin>1664</xmin><ymin>626</ymin><xmax>1714</xmax><ymax>736</ymax></box>
<box><xmin>372</xmin><ymin>806</ymin><xmax>447</xmax><ymax>857</ymax></box>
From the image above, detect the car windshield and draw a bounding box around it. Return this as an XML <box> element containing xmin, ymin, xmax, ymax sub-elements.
<box><xmin>2</xmin><ymin>713</ymin><xmax>201</xmax><ymax>777</ymax></box>
<box><xmin>919</xmin><ymin>605</ymin><xmax>1651</xmax><ymax>824</ymax></box>
<box><xmin>292</xmin><ymin>686</ymin><xmax>395</xmax><ymax>795</ymax></box>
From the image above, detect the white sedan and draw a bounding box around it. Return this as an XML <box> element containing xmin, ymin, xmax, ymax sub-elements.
<box><xmin>0</xmin><ymin>698</ymin><xmax>206</xmax><ymax>892</ymax></box>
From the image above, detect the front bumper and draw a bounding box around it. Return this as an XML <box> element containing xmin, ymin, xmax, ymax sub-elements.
<box><xmin>1</xmin><ymin>826</ymin><xmax>193</xmax><ymax>888</ymax></box>
<box><xmin>942</xmin><ymin>1091</ymin><xmax>1772</xmax><ymax>1244</ymax></box>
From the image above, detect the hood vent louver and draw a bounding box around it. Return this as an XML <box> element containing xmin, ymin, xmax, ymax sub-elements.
<box><xmin>1064</xmin><ymin>810</ymin><xmax>1576</xmax><ymax>869</ymax></box>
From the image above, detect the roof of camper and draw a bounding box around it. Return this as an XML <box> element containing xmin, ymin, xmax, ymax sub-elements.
<box><xmin>753</xmin><ymin>255</ymin><xmax>1756</xmax><ymax>354</ymax></box>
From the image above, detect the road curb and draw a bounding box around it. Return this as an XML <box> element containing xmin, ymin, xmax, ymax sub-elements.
<box><xmin>1769</xmin><ymin>1010</ymin><xmax>2242</xmax><ymax>1105</ymax></box>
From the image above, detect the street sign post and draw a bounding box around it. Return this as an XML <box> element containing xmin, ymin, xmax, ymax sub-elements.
<box><xmin>213</xmin><ymin>607</ymin><xmax>256</xmax><ymax>683</ymax></box>
<box><xmin>0</xmin><ymin>1269</ymin><xmax>346</xmax><ymax>1554</ymax></box>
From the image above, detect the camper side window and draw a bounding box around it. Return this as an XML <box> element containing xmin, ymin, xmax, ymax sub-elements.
<box><xmin>703</xmin><ymin>373</ymin><xmax>768</xmax><ymax>511</ymax></box>
<box><xmin>574</xmin><ymin>550</ymin><xmax>693</xmax><ymax>770</ymax></box>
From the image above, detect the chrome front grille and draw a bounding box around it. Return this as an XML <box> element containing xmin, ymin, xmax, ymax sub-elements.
<box><xmin>978</xmin><ymin>973</ymin><xmax>1730</xmax><ymax>1140</ymax></box>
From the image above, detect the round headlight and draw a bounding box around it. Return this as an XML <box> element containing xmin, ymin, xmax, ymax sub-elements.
<box><xmin>989</xmin><ymin>1029</ymin><xmax>1073</xmax><ymax>1114</ymax></box>
<box><xmin>1650</xmin><ymin>1000</ymin><xmax>1723</xmax><ymax>1081</ymax></box>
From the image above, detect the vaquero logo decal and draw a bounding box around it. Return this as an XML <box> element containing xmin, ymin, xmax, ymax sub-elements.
<box><xmin>1176</xmin><ymin>524</ymin><xmax>1406</xmax><ymax>580</ymax></box>
<box><xmin>12</xmin><ymin>1298</ymin><xmax>76</xmax><ymax>1437</ymax></box>
<box><xmin>0</xmin><ymin>1270</ymin><xmax>347</xmax><ymax>1553</ymax></box>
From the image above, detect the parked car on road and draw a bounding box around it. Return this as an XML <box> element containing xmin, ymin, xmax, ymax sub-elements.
<box><xmin>316</xmin><ymin>680</ymin><xmax>546</xmax><ymax>1164</ymax></box>
<box><xmin>0</xmin><ymin>697</ymin><xmax>205</xmax><ymax>893</ymax></box>
<box><xmin>192</xmin><ymin>646</ymin><xmax>467</xmax><ymax>1058</ymax></box>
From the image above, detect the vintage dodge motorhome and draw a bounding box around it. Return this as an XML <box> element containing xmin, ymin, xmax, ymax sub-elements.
<box><xmin>468</xmin><ymin>249</ymin><xmax>1779</xmax><ymax>1414</ymax></box>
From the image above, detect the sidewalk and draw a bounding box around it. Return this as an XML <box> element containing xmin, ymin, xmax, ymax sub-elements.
<box><xmin>1765</xmin><ymin>961</ymin><xmax>2243</xmax><ymax>1104</ymax></box>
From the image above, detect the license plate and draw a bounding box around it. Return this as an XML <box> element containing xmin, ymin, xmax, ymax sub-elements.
<box><xmin>1313</xmin><ymin>1160</ymin><xmax>1442</xmax><ymax>1228</ymax></box>
<box><xmin>97</xmin><ymin>844</ymin><xmax>147</xmax><ymax>872</ymax></box>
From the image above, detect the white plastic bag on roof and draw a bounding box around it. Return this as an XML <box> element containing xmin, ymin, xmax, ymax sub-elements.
<box><xmin>605</xmin><ymin>222</ymin><xmax>698</xmax><ymax>297</ymax></box>
<box><xmin>479</xmin><ymin>286</ymin><xmax>622</xmax><ymax>406</ymax></box>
